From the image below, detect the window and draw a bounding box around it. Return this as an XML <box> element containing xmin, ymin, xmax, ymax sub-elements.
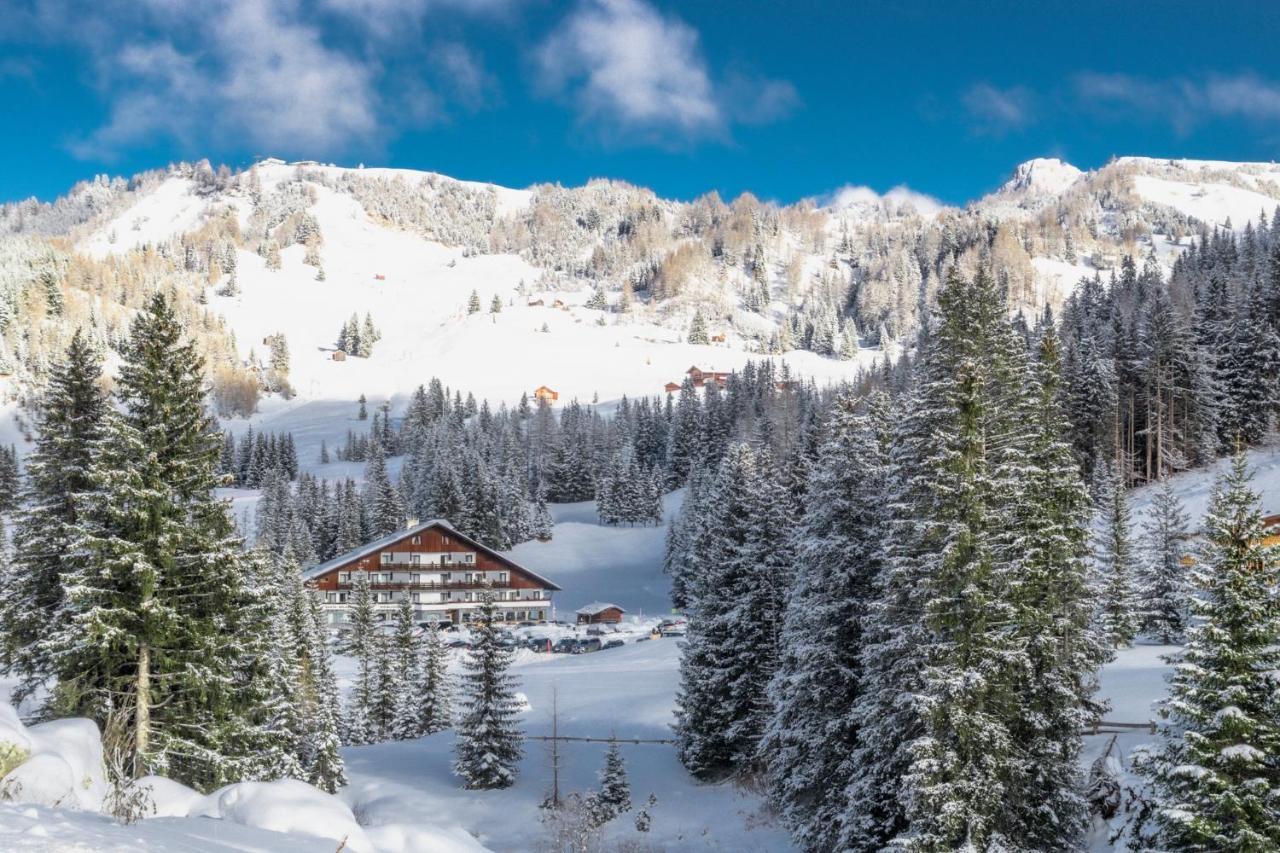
<box><xmin>411</xmin><ymin>535</ymin><xmax>421</xmax><ymax>545</ymax></box>
<box><xmin>464</xmin><ymin>592</ymin><xmax>473</xmax><ymax>602</ymax></box>
<box><xmin>498</xmin><ymin>572</ymin><xmax>508</xmax><ymax>582</ymax></box>
<box><xmin>380</xmin><ymin>572</ymin><xmax>392</xmax><ymax>583</ymax></box>
<box><xmin>463</xmin><ymin>553</ymin><xmax>475</xmax><ymax>564</ymax></box>
<box><xmin>338</xmin><ymin>592</ymin><xmax>348</xmax><ymax>603</ymax></box>
<box><xmin>530</xmin><ymin>591</ymin><xmax>540</xmax><ymax>600</ymax></box>
<box><xmin>381</xmin><ymin>552</ymin><xmax>393</xmax><ymax>564</ymax></box>
<box><xmin>464</xmin><ymin>573</ymin><xmax>473</xmax><ymax>583</ymax></box>
<box><xmin>410</xmin><ymin>574</ymin><xmax>420</xmax><ymax>584</ymax></box>
<box><xmin>410</xmin><ymin>554</ymin><xmax>421</xmax><ymax>565</ymax></box>
<box><xmin>338</xmin><ymin>572</ymin><xmax>350</xmax><ymax>582</ymax></box>
<box><xmin>412</xmin><ymin>593</ymin><xmax>420</xmax><ymax>603</ymax></box>
<box><xmin>325</xmin><ymin>592</ymin><xmax>337</xmax><ymax>602</ymax></box>
<box><xmin>441</xmin><ymin>572</ymin><xmax>451</xmax><ymax>581</ymax></box>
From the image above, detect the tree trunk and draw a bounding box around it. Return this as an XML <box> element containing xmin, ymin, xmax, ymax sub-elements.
<box><xmin>134</xmin><ymin>640</ymin><xmax>150</xmax><ymax>776</ymax></box>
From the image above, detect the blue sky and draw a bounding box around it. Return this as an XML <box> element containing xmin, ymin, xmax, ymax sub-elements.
<box><xmin>2</xmin><ymin>0</ymin><xmax>1279</xmax><ymax>206</ymax></box>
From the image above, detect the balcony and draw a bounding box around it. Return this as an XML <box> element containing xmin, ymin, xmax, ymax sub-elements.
<box><xmin>364</xmin><ymin>580</ymin><xmax>518</xmax><ymax>591</ymax></box>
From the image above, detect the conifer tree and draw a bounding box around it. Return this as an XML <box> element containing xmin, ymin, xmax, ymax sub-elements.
<box><xmin>687</xmin><ymin>309</ymin><xmax>709</xmax><ymax>345</ymax></box>
<box><xmin>47</xmin><ymin>295</ymin><xmax>284</xmax><ymax>789</ymax></box>
<box><xmin>419</xmin><ymin>623</ymin><xmax>453</xmax><ymax>735</ymax></box>
<box><xmin>764</xmin><ymin>389</ymin><xmax>890</xmax><ymax>851</ymax></box>
<box><xmin>343</xmin><ymin>571</ymin><xmax>377</xmax><ymax>746</ymax></box>
<box><xmin>675</xmin><ymin>444</ymin><xmax>792</xmax><ymax>779</ymax></box>
<box><xmin>1139</xmin><ymin>452</ymin><xmax>1280</xmax><ymax>849</ymax></box>
<box><xmin>390</xmin><ymin>597</ymin><xmax>423</xmax><ymax>740</ymax></box>
<box><xmin>1140</xmin><ymin>480</ymin><xmax>1192</xmax><ymax>643</ymax></box>
<box><xmin>468</xmin><ymin>290</ymin><xmax>482</xmax><ymax>314</ymax></box>
<box><xmin>453</xmin><ymin>587</ymin><xmax>523</xmax><ymax>789</ymax></box>
<box><xmin>1095</xmin><ymin>474</ymin><xmax>1140</xmax><ymax>648</ymax></box>
<box><xmin>587</xmin><ymin>741</ymin><xmax>632</xmax><ymax>827</ymax></box>
<box><xmin>0</xmin><ymin>330</ymin><xmax>106</xmax><ymax>710</ymax></box>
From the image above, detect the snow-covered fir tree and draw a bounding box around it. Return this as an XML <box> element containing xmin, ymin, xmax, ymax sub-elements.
<box><xmin>762</xmin><ymin>388</ymin><xmax>890</xmax><ymax>851</ymax></box>
<box><xmin>453</xmin><ymin>586</ymin><xmax>524</xmax><ymax>789</ymax></box>
<box><xmin>675</xmin><ymin>443</ymin><xmax>793</xmax><ymax>780</ymax></box>
<box><xmin>45</xmin><ymin>294</ymin><xmax>288</xmax><ymax>789</ymax></box>
<box><xmin>343</xmin><ymin>571</ymin><xmax>378</xmax><ymax>746</ymax></box>
<box><xmin>0</xmin><ymin>329</ymin><xmax>106</xmax><ymax>711</ymax></box>
<box><xmin>586</xmin><ymin>741</ymin><xmax>632</xmax><ymax>828</ymax></box>
<box><xmin>1094</xmin><ymin>473</ymin><xmax>1140</xmax><ymax>648</ymax></box>
<box><xmin>390</xmin><ymin>597</ymin><xmax>423</xmax><ymax>740</ymax></box>
<box><xmin>1140</xmin><ymin>479</ymin><xmax>1192</xmax><ymax>643</ymax></box>
<box><xmin>418</xmin><ymin>622</ymin><xmax>453</xmax><ymax>735</ymax></box>
<box><xmin>1139</xmin><ymin>452</ymin><xmax>1280</xmax><ymax>849</ymax></box>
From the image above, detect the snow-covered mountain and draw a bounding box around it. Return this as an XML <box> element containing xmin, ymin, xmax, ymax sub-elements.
<box><xmin>2</xmin><ymin>154</ymin><xmax>1279</xmax><ymax>417</ymax></box>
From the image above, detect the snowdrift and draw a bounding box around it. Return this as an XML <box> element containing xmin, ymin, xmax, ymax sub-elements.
<box><xmin>0</xmin><ymin>702</ymin><xmax>491</xmax><ymax>852</ymax></box>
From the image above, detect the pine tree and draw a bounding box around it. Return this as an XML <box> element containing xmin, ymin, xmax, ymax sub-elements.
<box><xmin>453</xmin><ymin>587</ymin><xmax>523</xmax><ymax>789</ymax></box>
<box><xmin>1139</xmin><ymin>452</ymin><xmax>1280</xmax><ymax>849</ymax></box>
<box><xmin>1095</xmin><ymin>474</ymin><xmax>1140</xmax><ymax>648</ymax></box>
<box><xmin>468</xmin><ymin>290</ymin><xmax>482</xmax><ymax>314</ymax></box>
<box><xmin>675</xmin><ymin>444</ymin><xmax>793</xmax><ymax>780</ymax></box>
<box><xmin>490</xmin><ymin>294</ymin><xmax>503</xmax><ymax>314</ymax></box>
<box><xmin>587</xmin><ymin>741</ymin><xmax>632</xmax><ymax>828</ymax></box>
<box><xmin>763</xmin><ymin>390</ymin><xmax>890</xmax><ymax>851</ymax></box>
<box><xmin>1140</xmin><ymin>480</ymin><xmax>1192</xmax><ymax>644</ymax></box>
<box><xmin>343</xmin><ymin>571</ymin><xmax>377</xmax><ymax>746</ymax></box>
<box><xmin>418</xmin><ymin>624</ymin><xmax>453</xmax><ymax>735</ymax></box>
<box><xmin>46</xmin><ymin>294</ymin><xmax>286</xmax><ymax>789</ymax></box>
<box><xmin>687</xmin><ymin>309</ymin><xmax>710</xmax><ymax>345</ymax></box>
<box><xmin>390</xmin><ymin>598</ymin><xmax>423</xmax><ymax>740</ymax></box>
<box><xmin>364</xmin><ymin>440</ymin><xmax>404</xmax><ymax>536</ymax></box>
<box><xmin>0</xmin><ymin>330</ymin><xmax>106</xmax><ymax>710</ymax></box>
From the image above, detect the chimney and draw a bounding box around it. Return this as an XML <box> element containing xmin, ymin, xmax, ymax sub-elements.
<box><xmin>405</xmin><ymin>517</ymin><xmax>420</xmax><ymax>529</ymax></box>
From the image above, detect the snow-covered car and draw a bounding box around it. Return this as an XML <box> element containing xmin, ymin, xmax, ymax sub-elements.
<box><xmin>571</xmin><ymin>638</ymin><xmax>602</xmax><ymax>654</ymax></box>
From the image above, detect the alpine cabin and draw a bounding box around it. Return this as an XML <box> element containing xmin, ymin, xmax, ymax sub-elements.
<box><xmin>304</xmin><ymin>519</ymin><xmax>561</xmax><ymax>626</ymax></box>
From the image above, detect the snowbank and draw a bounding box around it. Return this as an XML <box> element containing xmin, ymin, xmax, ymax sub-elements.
<box><xmin>0</xmin><ymin>702</ymin><xmax>491</xmax><ymax>852</ymax></box>
<box><xmin>193</xmin><ymin>778</ymin><xmax>374</xmax><ymax>851</ymax></box>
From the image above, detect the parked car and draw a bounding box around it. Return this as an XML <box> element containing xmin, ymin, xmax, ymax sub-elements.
<box><xmin>551</xmin><ymin>638</ymin><xmax>578</xmax><ymax>654</ymax></box>
<box><xmin>447</xmin><ymin>640</ymin><xmax>472</xmax><ymax>650</ymax></box>
<box><xmin>658</xmin><ymin>620</ymin><xmax>687</xmax><ymax>637</ymax></box>
<box><xmin>602</xmin><ymin>638</ymin><xmax>625</xmax><ymax>650</ymax></box>
<box><xmin>572</xmin><ymin>638</ymin><xmax>603</xmax><ymax>654</ymax></box>
<box><xmin>526</xmin><ymin>637</ymin><xmax>554</xmax><ymax>653</ymax></box>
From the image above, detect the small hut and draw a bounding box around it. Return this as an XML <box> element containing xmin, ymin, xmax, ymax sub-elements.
<box><xmin>332</xmin><ymin>350</ymin><xmax>347</xmax><ymax>362</ymax></box>
<box><xmin>576</xmin><ymin>602</ymin><xmax>625</xmax><ymax>625</ymax></box>
<box><xmin>534</xmin><ymin>385</ymin><xmax>559</xmax><ymax>404</ymax></box>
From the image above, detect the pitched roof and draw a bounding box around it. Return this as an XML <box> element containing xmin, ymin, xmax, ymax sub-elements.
<box><xmin>575</xmin><ymin>601</ymin><xmax>625</xmax><ymax>615</ymax></box>
<box><xmin>301</xmin><ymin>519</ymin><xmax>562</xmax><ymax>591</ymax></box>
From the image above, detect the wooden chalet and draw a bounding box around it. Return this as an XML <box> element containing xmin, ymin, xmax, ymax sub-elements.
<box><xmin>576</xmin><ymin>602</ymin><xmax>625</xmax><ymax>624</ymax></box>
<box><xmin>664</xmin><ymin>381</ymin><xmax>682</xmax><ymax>393</ymax></box>
<box><xmin>534</xmin><ymin>385</ymin><xmax>560</xmax><ymax>404</ymax></box>
<box><xmin>710</xmin><ymin>332</ymin><xmax>726</xmax><ymax>343</ymax></box>
<box><xmin>304</xmin><ymin>520</ymin><xmax>561</xmax><ymax>626</ymax></box>
<box><xmin>332</xmin><ymin>350</ymin><xmax>347</xmax><ymax>361</ymax></box>
<box><xmin>685</xmin><ymin>366</ymin><xmax>730</xmax><ymax>389</ymax></box>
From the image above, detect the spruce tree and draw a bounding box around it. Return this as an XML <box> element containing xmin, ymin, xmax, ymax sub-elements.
<box><xmin>1095</xmin><ymin>474</ymin><xmax>1140</xmax><ymax>648</ymax></box>
<box><xmin>419</xmin><ymin>623</ymin><xmax>453</xmax><ymax>735</ymax></box>
<box><xmin>763</xmin><ymin>389</ymin><xmax>890</xmax><ymax>851</ymax></box>
<box><xmin>1140</xmin><ymin>480</ymin><xmax>1192</xmax><ymax>644</ymax></box>
<box><xmin>453</xmin><ymin>587</ymin><xmax>523</xmax><ymax>789</ymax></box>
<box><xmin>675</xmin><ymin>444</ymin><xmax>792</xmax><ymax>780</ymax></box>
<box><xmin>468</xmin><ymin>290</ymin><xmax>482</xmax><ymax>314</ymax></box>
<box><xmin>390</xmin><ymin>598</ymin><xmax>423</xmax><ymax>740</ymax></box>
<box><xmin>687</xmin><ymin>309</ymin><xmax>709</xmax><ymax>345</ymax></box>
<box><xmin>47</xmin><ymin>295</ymin><xmax>284</xmax><ymax>789</ymax></box>
<box><xmin>343</xmin><ymin>571</ymin><xmax>377</xmax><ymax>746</ymax></box>
<box><xmin>1139</xmin><ymin>452</ymin><xmax>1280</xmax><ymax>849</ymax></box>
<box><xmin>587</xmin><ymin>741</ymin><xmax>632</xmax><ymax>828</ymax></box>
<box><xmin>0</xmin><ymin>330</ymin><xmax>106</xmax><ymax>710</ymax></box>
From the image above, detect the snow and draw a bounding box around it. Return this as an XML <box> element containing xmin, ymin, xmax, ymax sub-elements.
<box><xmin>1030</xmin><ymin>256</ymin><xmax>1098</xmax><ymax>308</ymax></box>
<box><xmin>192</xmin><ymin>779</ymin><xmax>374</xmax><ymax>851</ymax></box>
<box><xmin>1132</xmin><ymin>173</ymin><xmax>1280</xmax><ymax>231</ymax></box>
<box><xmin>1001</xmin><ymin>157</ymin><xmax>1084</xmax><ymax>197</ymax></box>
<box><xmin>83</xmin><ymin>179</ymin><xmax>211</xmax><ymax>258</ymax></box>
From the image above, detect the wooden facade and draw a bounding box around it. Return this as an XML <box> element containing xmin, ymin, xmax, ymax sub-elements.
<box><xmin>304</xmin><ymin>520</ymin><xmax>561</xmax><ymax>626</ymax></box>
<box><xmin>534</xmin><ymin>385</ymin><xmax>560</xmax><ymax>403</ymax></box>
<box><xmin>576</xmin><ymin>602</ymin><xmax>625</xmax><ymax>624</ymax></box>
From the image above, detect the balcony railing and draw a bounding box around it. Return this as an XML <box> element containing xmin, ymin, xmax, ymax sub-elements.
<box><xmin>363</xmin><ymin>580</ymin><xmax>518</xmax><ymax>591</ymax></box>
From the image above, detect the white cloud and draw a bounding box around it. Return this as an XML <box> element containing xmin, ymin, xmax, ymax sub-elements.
<box><xmin>65</xmin><ymin>0</ymin><xmax>382</xmax><ymax>159</ymax></box>
<box><xmin>538</xmin><ymin>0</ymin><xmax>721</xmax><ymax>138</ymax></box>
<box><xmin>962</xmin><ymin>83</ymin><xmax>1032</xmax><ymax>135</ymax></box>
<box><xmin>1074</xmin><ymin>71</ymin><xmax>1280</xmax><ymax>134</ymax></box>
<box><xmin>826</xmin><ymin>184</ymin><xmax>945</xmax><ymax>218</ymax></box>
<box><xmin>537</xmin><ymin>0</ymin><xmax>795</xmax><ymax>142</ymax></box>
<box><xmin>433</xmin><ymin>42</ymin><xmax>497</xmax><ymax>109</ymax></box>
